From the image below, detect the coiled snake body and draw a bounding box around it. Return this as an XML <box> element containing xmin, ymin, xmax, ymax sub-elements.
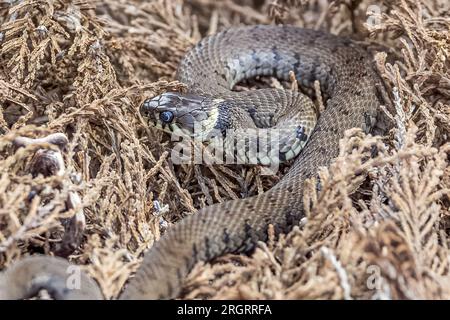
<box><xmin>0</xmin><ymin>25</ymin><xmax>384</xmax><ymax>299</ymax></box>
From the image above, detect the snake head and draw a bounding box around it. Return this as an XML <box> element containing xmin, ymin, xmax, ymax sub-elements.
<box><xmin>140</xmin><ymin>92</ymin><xmax>220</xmax><ymax>139</ymax></box>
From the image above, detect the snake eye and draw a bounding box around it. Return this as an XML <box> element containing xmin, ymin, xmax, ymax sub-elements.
<box><xmin>159</xmin><ymin>111</ymin><xmax>174</xmax><ymax>123</ymax></box>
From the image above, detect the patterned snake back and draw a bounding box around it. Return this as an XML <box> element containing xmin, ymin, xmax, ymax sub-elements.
<box><xmin>0</xmin><ymin>25</ymin><xmax>384</xmax><ymax>299</ymax></box>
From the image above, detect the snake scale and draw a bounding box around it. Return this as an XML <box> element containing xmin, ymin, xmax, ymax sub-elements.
<box><xmin>0</xmin><ymin>25</ymin><xmax>384</xmax><ymax>299</ymax></box>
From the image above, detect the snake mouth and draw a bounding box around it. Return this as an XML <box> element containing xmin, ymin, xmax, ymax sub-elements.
<box><xmin>143</xmin><ymin>112</ymin><xmax>189</xmax><ymax>136</ymax></box>
<box><xmin>154</xmin><ymin>121</ymin><xmax>188</xmax><ymax>136</ymax></box>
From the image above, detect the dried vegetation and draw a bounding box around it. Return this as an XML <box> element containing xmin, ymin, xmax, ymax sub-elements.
<box><xmin>0</xmin><ymin>0</ymin><xmax>449</xmax><ymax>299</ymax></box>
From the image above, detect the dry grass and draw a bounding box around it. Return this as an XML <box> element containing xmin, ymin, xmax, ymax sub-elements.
<box><xmin>0</xmin><ymin>0</ymin><xmax>448</xmax><ymax>299</ymax></box>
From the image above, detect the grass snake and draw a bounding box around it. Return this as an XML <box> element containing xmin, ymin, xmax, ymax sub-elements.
<box><xmin>0</xmin><ymin>25</ymin><xmax>386</xmax><ymax>299</ymax></box>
